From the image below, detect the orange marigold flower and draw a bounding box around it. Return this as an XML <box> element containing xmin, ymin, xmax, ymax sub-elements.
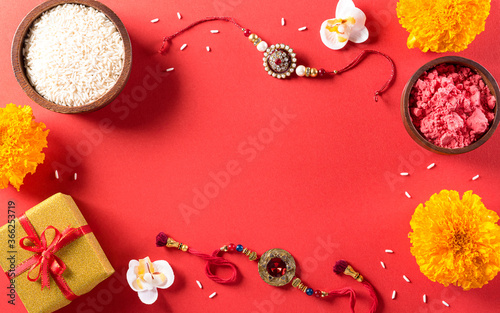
<box><xmin>396</xmin><ymin>0</ymin><xmax>491</xmax><ymax>52</ymax></box>
<box><xmin>409</xmin><ymin>190</ymin><xmax>500</xmax><ymax>290</ymax></box>
<box><xmin>0</xmin><ymin>103</ymin><xmax>49</xmax><ymax>191</ymax></box>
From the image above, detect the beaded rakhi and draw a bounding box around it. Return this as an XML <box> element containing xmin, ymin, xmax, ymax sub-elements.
<box><xmin>156</xmin><ymin>233</ymin><xmax>378</xmax><ymax>313</ymax></box>
<box><xmin>159</xmin><ymin>17</ymin><xmax>395</xmax><ymax>102</ymax></box>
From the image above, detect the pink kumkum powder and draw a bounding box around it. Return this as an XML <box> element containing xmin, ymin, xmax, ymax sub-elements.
<box><xmin>410</xmin><ymin>64</ymin><xmax>496</xmax><ymax>149</ymax></box>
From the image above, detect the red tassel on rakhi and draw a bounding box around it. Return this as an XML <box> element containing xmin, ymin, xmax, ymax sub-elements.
<box><xmin>332</xmin><ymin>260</ymin><xmax>379</xmax><ymax>313</ymax></box>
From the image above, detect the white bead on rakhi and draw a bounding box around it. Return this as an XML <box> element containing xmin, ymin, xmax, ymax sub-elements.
<box><xmin>159</xmin><ymin>16</ymin><xmax>394</xmax><ymax>101</ymax></box>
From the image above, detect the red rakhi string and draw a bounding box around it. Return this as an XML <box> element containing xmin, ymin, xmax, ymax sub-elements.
<box><xmin>160</xmin><ymin>16</ymin><xmax>245</xmax><ymax>53</ymax></box>
<box><xmin>189</xmin><ymin>248</ymin><xmax>238</xmax><ymax>284</ymax></box>
<box><xmin>333</xmin><ymin>260</ymin><xmax>378</xmax><ymax>313</ymax></box>
<box><xmin>8</xmin><ymin>214</ymin><xmax>92</xmax><ymax>301</ymax></box>
<box><xmin>329</xmin><ymin>49</ymin><xmax>396</xmax><ymax>102</ymax></box>
<box><xmin>155</xmin><ymin>232</ymin><xmax>238</xmax><ymax>283</ymax></box>
<box><xmin>157</xmin><ymin>233</ymin><xmax>378</xmax><ymax>313</ymax></box>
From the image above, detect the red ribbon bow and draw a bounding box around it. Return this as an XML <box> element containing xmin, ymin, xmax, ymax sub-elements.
<box><xmin>7</xmin><ymin>214</ymin><xmax>92</xmax><ymax>301</ymax></box>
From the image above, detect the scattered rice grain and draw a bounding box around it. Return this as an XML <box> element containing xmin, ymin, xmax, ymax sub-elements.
<box><xmin>380</xmin><ymin>261</ymin><xmax>386</xmax><ymax>269</ymax></box>
<box><xmin>209</xmin><ymin>292</ymin><xmax>217</xmax><ymax>299</ymax></box>
<box><xmin>210</xmin><ymin>30</ymin><xmax>219</xmax><ymax>34</ymax></box>
<box><xmin>385</xmin><ymin>249</ymin><xmax>394</xmax><ymax>253</ymax></box>
<box><xmin>281</xmin><ymin>18</ymin><xmax>285</xmax><ymax>26</ymax></box>
<box><xmin>166</xmin><ymin>67</ymin><xmax>175</xmax><ymax>72</ymax></box>
<box><xmin>392</xmin><ymin>290</ymin><xmax>396</xmax><ymax>300</ymax></box>
<box><xmin>400</xmin><ymin>172</ymin><xmax>409</xmax><ymax>176</ymax></box>
<box><xmin>55</xmin><ymin>170</ymin><xmax>59</xmax><ymax>180</ymax></box>
<box><xmin>177</xmin><ymin>12</ymin><xmax>182</xmax><ymax>19</ymax></box>
<box><xmin>74</xmin><ymin>173</ymin><xmax>77</xmax><ymax>181</ymax></box>
<box><xmin>423</xmin><ymin>294</ymin><xmax>427</xmax><ymax>303</ymax></box>
<box><xmin>180</xmin><ymin>43</ymin><xmax>187</xmax><ymax>51</ymax></box>
<box><xmin>196</xmin><ymin>280</ymin><xmax>202</xmax><ymax>289</ymax></box>
<box><xmin>405</xmin><ymin>191</ymin><xmax>412</xmax><ymax>198</ymax></box>
<box><xmin>206</xmin><ymin>46</ymin><xmax>211</xmax><ymax>52</ymax></box>
<box><xmin>427</xmin><ymin>163</ymin><xmax>435</xmax><ymax>169</ymax></box>
<box><xmin>151</xmin><ymin>18</ymin><xmax>159</xmax><ymax>23</ymax></box>
<box><xmin>403</xmin><ymin>275</ymin><xmax>411</xmax><ymax>283</ymax></box>
<box><xmin>298</xmin><ymin>26</ymin><xmax>307</xmax><ymax>31</ymax></box>
<box><xmin>442</xmin><ymin>300</ymin><xmax>450</xmax><ymax>307</ymax></box>
<box><xmin>472</xmin><ymin>174</ymin><xmax>479</xmax><ymax>181</ymax></box>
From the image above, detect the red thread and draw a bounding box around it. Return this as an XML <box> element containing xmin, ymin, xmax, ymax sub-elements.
<box><xmin>187</xmin><ymin>247</ymin><xmax>238</xmax><ymax>284</ymax></box>
<box><xmin>325</xmin><ymin>287</ymin><xmax>357</xmax><ymax>312</ymax></box>
<box><xmin>160</xmin><ymin>17</ymin><xmax>245</xmax><ymax>53</ymax></box>
<box><xmin>362</xmin><ymin>280</ymin><xmax>378</xmax><ymax>313</ymax></box>
<box><xmin>329</xmin><ymin>50</ymin><xmax>395</xmax><ymax>102</ymax></box>
<box><xmin>332</xmin><ymin>260</ymin><xmax>378</xmax><ymax>313</ymax></box>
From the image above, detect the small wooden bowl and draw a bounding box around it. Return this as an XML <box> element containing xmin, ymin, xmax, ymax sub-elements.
<box><xmin>11</xmin><ymin>0</ymin><xmax>132</xmax><ymax>114</ymax></box>
<box><xmin>401</xmin><ymin>56</ymin><xmax>500</xmax><ymax>154</ymax></box>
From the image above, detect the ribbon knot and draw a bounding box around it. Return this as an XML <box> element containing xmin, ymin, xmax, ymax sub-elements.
<box><xmin>20</xmin><ymin>225</ymin><xmax>70</xmax><ymax>289</ymax></box>
<box><xmin>7</xmin><ymin>214</ymin><xmax>92</xmax><ymax>300</ymax></box>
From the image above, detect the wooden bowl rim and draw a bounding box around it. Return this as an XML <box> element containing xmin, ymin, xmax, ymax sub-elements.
<box><xmin>11</xmin><ymin>0</ymin><xmax>132</xmax><ymax>114</ymax></box>
<box><xmin>400</xmin><ymin>56</ymin><xmax>500</xmax><ymax>155</ymax></box>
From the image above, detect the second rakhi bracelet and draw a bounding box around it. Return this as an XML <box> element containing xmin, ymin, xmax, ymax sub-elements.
<box><xmin>156</xmin><ymin>232</ymin><xmax>378</xmax><ymax>313</ymax></box>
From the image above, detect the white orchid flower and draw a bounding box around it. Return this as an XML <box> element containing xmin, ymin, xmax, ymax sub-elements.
<box><xmin>320</xmin><ymin>0</ymin><xmax>369</xmax><ymax>50</ymax></box>
<box><xmin>127</xmin><ymin>257</ymin><xmax>175</xmax><ymax>304</ymax></box>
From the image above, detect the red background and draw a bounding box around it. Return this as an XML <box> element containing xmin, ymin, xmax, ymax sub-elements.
<box><xmin>1</xmin><ymin>0</ymin><xmax>500</xmax><ymax>313</ymax></box>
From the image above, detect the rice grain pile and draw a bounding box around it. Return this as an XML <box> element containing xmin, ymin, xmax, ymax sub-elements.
<box><xmin>23</xmin><ymin>4</ymin><xmax>125</xmax><ymax>107</ymax></box>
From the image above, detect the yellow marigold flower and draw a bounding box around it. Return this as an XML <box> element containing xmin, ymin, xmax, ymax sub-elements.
<box><xmin>396</xmin><ymin>0</ymin><xmax>491</xmax><ymax>52</ymax></box>
<box><xmin>409</xmin><ymin>190</ymin><xmax>500</xmax><ymax>290</ymax></box>
<box><xmin>0</xmin><ymin>103</ymin><xmax>49</xmax><ymax>191</ymax></box>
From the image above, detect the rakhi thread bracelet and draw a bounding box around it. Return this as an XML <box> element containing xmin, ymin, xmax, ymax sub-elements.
<box><xmin>159</xmin><ymin>16</ymin><xmax>395</xmax><ymax>102</ymax></box>
<box><xmin>156</xmin><ymin>232</ymin><xmax>378</xmax><ymax>313</ymax></box>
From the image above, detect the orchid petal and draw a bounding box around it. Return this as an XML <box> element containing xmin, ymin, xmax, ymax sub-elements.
<box><xmin>153</xmin><ymin>260</ymin><xmax>175</xmax><ymax>289</ymax></box>
<box><xmin>143</xmin><ymin>273</ymin><xmax>154</xmax><ymax>287</ymax></box>
<box><xmin>320</xmin><ymin>20</ymin><xmax>349</xmax><ymax>50</ymax></box>
<box><xmin>336</xmin><ymin>0</ymin><xmax>356</xmax><ymax>19</ymax></box>
<box><xmin>126</xmin><ymin>260</ymin><xmax>141</xmax><ymax>292</ymax></box>
<box><xmin>349</xmin><ymin>27</ymin><xmax>369</xmax><ymax>43</ymax></box>
<box><xmin>346</xmin><ymin>7</ymin><xmax>366</xmax><ymax>32</ymax></box>
<box><xmin>137</xmin><ymin>289</ymin><xmax>158</xmax><ymax>305</ymax></box>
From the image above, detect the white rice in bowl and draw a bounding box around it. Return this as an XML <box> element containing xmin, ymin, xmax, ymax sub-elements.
<box><xmin>23</xmin><ymin>4</ymin><xmax>125</xmax><ymax>107</ymax></box>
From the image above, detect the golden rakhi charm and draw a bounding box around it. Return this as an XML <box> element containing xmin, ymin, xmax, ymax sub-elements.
<box><xmin>258</xmin><ymin>248</ymin><xmax>296</xmax><ymax>286</ymax></box>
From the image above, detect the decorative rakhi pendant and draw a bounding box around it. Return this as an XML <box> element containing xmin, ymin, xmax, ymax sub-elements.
<box><xmin>258</xmin><ymin>248</ymin><xmax>296</xmax><ymax>286</ymax></box>
<box><xmin>263</xmin><ymin>44</ymin><xmax>297</xmax><ymax>79</ymax></box>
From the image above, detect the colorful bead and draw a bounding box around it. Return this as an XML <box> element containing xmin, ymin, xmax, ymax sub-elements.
<box><xmin>318</xmin><ymin>68</ymin><xmax>326</xmax><ymax>77</ymax></box>
<box><xmin>314</xmin><ymin>290</ymin><xmax>322</xmax><ymax>298</ymax></box>
<box><xmin>243</xmin><ymin>29</ymin><xmax>252</xmax><ymax>37</ymax></box>
<box><xmin>306</xmin><ymin>288</ymin><xmax>314</xmax><ymax>296</ymax></box>
<box><xmin>236</xmin><ymin>244</ymin><xmax>244</xmax><ymax>252</ymax></box>
<box><xmin>310</xmin><ymin>68</ymin><xmax>318</xmax><ymax>77</ymax></box>
<box><xmin>227</xmin><ymin>243</ymin><xmax>236</xmax><ymax>252</ymax></box>
<box><xmin>296</xmin><ymin>65</ymin><xmax>306</xmax><ymax>76</ymax></box>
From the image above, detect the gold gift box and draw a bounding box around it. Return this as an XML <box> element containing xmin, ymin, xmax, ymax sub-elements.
<box><xmin>0</xmin><ymin>193</ymin><xmax>114</xmax><ymax>313</ymax></box>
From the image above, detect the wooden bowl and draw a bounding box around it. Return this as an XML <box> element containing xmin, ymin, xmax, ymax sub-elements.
<box><xmin>401</xmin><ymin>56</ymin><xmax>500</xmax><ymax>154</ymax></box>
<box><xmin>11</xmin><ymin>0</ymin><xmax>132</xmax><ymax>114</ymax></box>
